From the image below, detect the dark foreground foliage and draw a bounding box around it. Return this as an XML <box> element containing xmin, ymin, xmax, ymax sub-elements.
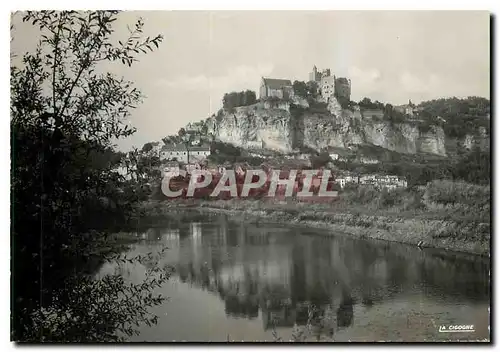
<box><xmin>11</xmin><ymin>11</ymin><xmax>170</xmax><ymax>342</ymax></box>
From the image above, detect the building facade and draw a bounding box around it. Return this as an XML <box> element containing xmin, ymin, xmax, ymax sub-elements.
<box><xmin>394</xmin><ymin>100</ymin><xmax>418</xmax><ymax>118</ymax></box>
<box><xmin>309</xmin><ymin>66</ymin><xmax>351</xmax><ymax>102</ymax></box>
<box><xmin>259</xmin><ymin>78</ymin><xmax>294</xmax><ymax>100</ymax></box>
<box><xmin>320</xmin><ymin>75</ymin><xmax>336</xmax><ymax>100</ymax></box>
<box><xmin>160</xmin><ymin>144</ymin><xmax>211</xmax><ymax>163</ymax></box>
<box><xmin>335</xmin><ymin>174</ymin><xmax>407</xmax><ymax>190</ymax></box>
<box><xmin>319</xmin><ymin>75</ymin><xmax>351</xmax><ymax>102</ymax></box>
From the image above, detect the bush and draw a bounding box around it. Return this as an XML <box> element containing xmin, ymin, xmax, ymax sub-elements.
<box><xmin>376</xmin><ymin>188</ymin><xmax>396</xmax><ymax>208</ymax></box>
<box><xmin>418</xmin><ymin>121</ymin><xmax>433</xmax><ymax>133</ymax></box>
<box><xmin>11</xmin><ymin>11</ymin><xmax>168</xmax><ymax>342</ymax></box>
<box><xmin>402</xmin><ymin>190</ymin><xmax>425</xmax><ymax>211</ymax></box>
<box><xmin>418</xmin><ymin>97</ymin><xmax>490</xmax><ymax>138</ymax></box>
<box><xmin>222</xmin><ymin>90</ymin><xmax>257</xmax><ymax>110</ymax></box>
<box><xmin>452</xmin><ymin>147</ymin><xmax>490</xmax><ymax>185</ymax></box>
<box><xmin>307</xmin><ymin>101</ymin><xmax>329</xmax><ymax>114</ymax></box>
<box><xmin>310</xmin><ymin>151</ymin><xmax>332</xmax><ymax>169</ymax></box>
<box><xmin>293</xmin><ymin>80</ymin><xmax>308</xmax><ymax>98</ymax></box>
<box><xmin>423</xmin><ymin>180</ymin><xmax>490</xmax><ymax>207</ymax></box>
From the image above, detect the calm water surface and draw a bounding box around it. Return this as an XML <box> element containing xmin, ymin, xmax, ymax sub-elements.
<box><xmin>99</xmin><ymin>213</ymin><xmax>490</xmax><ymax>342</ymax></box>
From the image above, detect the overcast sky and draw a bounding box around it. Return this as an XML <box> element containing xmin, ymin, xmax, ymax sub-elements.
<box><xmin>11</xmin><ymin>11</ymin><xmax>490</xmax><ymax>151</ymax></box>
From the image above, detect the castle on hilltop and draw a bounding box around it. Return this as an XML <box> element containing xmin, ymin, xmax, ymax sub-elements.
<box><xmin>309</xmin><ymin>65</ymin><xmax>351</xmax><ymax>103</ymax></box>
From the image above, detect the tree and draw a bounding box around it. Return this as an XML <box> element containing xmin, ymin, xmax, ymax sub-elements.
<box><xmin>293</xmin><ymin>80</ymin><xmax>308</xmax><ymax>98</ymax></box>
<box><xmin>359</xmin><ymin>97</ymin><xmax>373</xmax><ymax>108</ymax></box>
<box><xmin>141</xmin><ymin>141</ymin><xmax>155</xmax><ymax>153</ymax></box>
<box><xmin>306</xmin><ymin>81</ymin><xmax>318</xmax><ymax>97</ymax></box>
<box><xmin>453</xmin><ymin>147</ymin><xmax>490</xmax><ymax>185</ymax></box>
<box><xmin>11</xmin><ymin>10</ymin><xmax>168</xmax><ymax>341</ymax></box>
<box><xmin>336</xmin><ymin>96</ymin><xmax>350</xmax><ymax>110</ymax></box>
<box><xmin>222</xmin><ymin>90</ymin><xmax>256</xmax><ymax>110</ymax></box>
<box><xmin>418</xmin><ymin>97</ymin><xmax>490</xmax><ymax>138</ymax></box>
<box><xmin>242</xmin><ymin>90</ymin><xmax>257</xmax><ymax>106</ymax></box>
<box><xmin>178</xmin><ymin>127</ymin><xmax>186</xmax><ymax>138</ymax></box>
<box><xmin>310</xmin><ymin>151</ymin><xmax>332</xmax><ymax>169</ymax></box>
<box><xmin>162</xmin><ymin>135</ymin><xmax>181</xmax><ymax>145</ymax></box>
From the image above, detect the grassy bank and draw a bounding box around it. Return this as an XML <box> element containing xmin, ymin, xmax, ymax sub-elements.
<box><xmin>142</xmin><ymin>180</ymin><xmax>490</xmax><ymax>256</ymax></box>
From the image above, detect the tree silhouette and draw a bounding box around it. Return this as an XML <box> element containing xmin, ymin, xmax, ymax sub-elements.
<box><xmin>11</xmin><ymin>10</ymin><xmax>169</xmax><ymax>341</ymax></box>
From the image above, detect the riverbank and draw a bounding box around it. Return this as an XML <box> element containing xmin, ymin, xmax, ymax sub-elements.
<box><xmin>141</xmin><ymin>198</ymin><xmax>490</xmax><ymax>256</ymax></box>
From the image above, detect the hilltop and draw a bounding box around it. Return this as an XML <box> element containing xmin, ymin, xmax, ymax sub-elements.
<box><xmin>151</xmin><ymin>70</ymin><xmax>489</xmax><ymax>188</ymax></box>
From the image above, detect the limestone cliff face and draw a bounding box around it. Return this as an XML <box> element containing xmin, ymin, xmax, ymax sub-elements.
<box><xmin>206</xmin><ymin>101</ymin><xmax>481</xmax><ymax>156</ymax></box>
<box><xmin>462</xmin><ymin>127</ymin><xmax>490</xmax><ymax>151</ymax></box>
<box><xmin>301</xmin><ymin>116</ymin><xmax>447</xmax><ymax>156</ymax></box>
<box><xmin>208</xmin><ymin>103</ymin><xmax>292</xmax><ymax>152</ymax></box>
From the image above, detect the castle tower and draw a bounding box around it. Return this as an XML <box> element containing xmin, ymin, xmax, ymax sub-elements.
<box><xmin>309</xmin><ymin>65</ymin><xmax>318</xmax><ymax>82</ymax></box>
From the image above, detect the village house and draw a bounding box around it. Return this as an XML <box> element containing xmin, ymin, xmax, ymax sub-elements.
<box><xmin>334</xmin><ymin>173</ymin><xmax>407</xmax><ymax>190</ymax></box>
<box><xmin>333</xmin><ymin>173</ymin><xmax>358</xmax><ymax>190</ymax></box>
<box><xmin>249</xmin><ymin>151</ymin><xmax>266</xmax><ymax>158</ymax></box>
<box><xmin>344</xmin><ymin>175</ymin><xmax>359</xmax><ymax>184</ymax></box>
<box><xmin>335</xmin><ymin>178</ymin><xmax>347</xmax><ymax>189</ymax></box>
<box><xmin>394</xmin><ymin>100</ymin><xmax>423</xmax><ymax>118</ymax></box>
<box><xmin>160</xmin><ymin>143</ymin><xmax>211</xmax><ymax>163</ymax></box>
<box><xmin>358</xmin><ymin>157</ymin><xmax>379</xmax><ymax>164</ymax></box>
<box><xmin>329</xmin><ymin>153</ymin><xmax>339</xmax><ymax>161</ymax></box>
<box><xmin>259</xmin><ymin>77</ymin><xmax>294</xmax><ymax>100</ymax></box>
<box><xmin>359</xmin><ymin>174</ymin><xmax>408</xmax><ymax>190</ymax></box>
<box><xmin>394</xmin><ymin>106</ymin><xmax>412</xmax><ymax>117</ymax></box>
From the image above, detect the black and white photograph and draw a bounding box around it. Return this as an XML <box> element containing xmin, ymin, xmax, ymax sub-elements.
<box><xmin>9</xmin><ymin>8</ymin><xmax>492</xmax><ymax>343</ymax></box>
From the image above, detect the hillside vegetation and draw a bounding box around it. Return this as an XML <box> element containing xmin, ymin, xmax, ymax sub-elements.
<box><xmin>418</xmin><ymin>96</ymin><xmax>490</xmax><ymax>138</ymax></box>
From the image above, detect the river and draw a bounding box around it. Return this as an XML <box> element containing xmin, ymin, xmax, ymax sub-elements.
<box><xmin>98</xmin><ymin>213</ymin><xmax>490</xmax><ymax>342</ymax></box>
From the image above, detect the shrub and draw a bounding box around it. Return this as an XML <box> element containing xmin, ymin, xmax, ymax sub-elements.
<box><xmin>222</xmin><ymin>90</ymin><xmax>257</xmax><ymax>110</ymax></box>
<box><xmin>423</xmin><ymin>180</ymin><xmax>490</xmax><ymax>207</ymax></box>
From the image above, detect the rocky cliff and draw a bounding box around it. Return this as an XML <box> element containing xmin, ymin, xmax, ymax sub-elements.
<box><xmin>206</xmin><ymin>99</ymin><xmax>485</xmax><ymax>156</ymax></box>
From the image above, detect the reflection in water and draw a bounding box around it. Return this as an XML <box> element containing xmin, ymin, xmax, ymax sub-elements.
<box><xmin>113</xmin><ymin>213</ymin><xmax>490</xmax><ymax>341</ymax></box>
<box><xmin>336</xmin><ymin>290</ymin><xmax>354</xmax><ymax>328</ymax></box>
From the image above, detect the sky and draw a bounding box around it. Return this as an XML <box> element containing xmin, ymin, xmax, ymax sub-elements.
<box><xmin>11</xmin><ymin>11</ymin><xmax>490</xmax><ymax>151</ymax></box>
